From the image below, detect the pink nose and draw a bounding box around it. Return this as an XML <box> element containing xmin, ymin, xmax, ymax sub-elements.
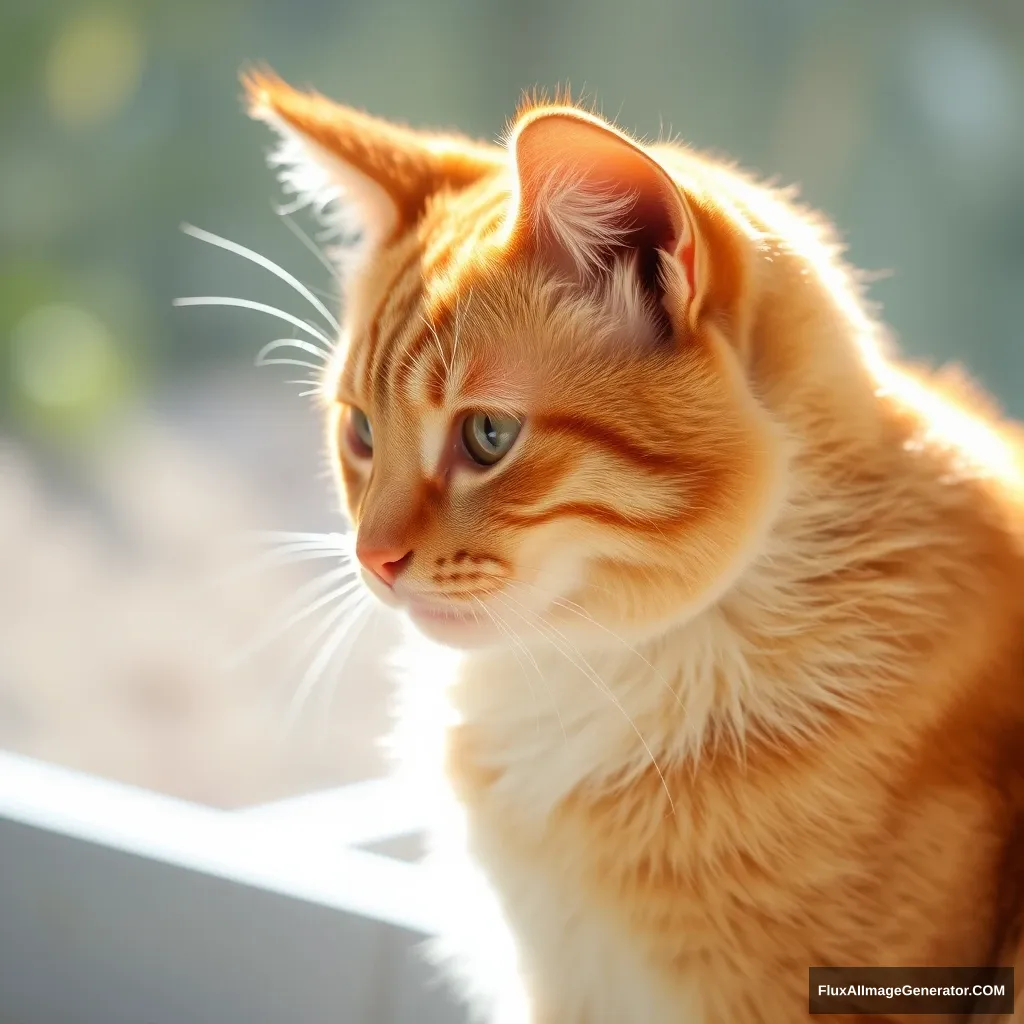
<box><xmin>356</xmin><ymin>545</ymin><xmax>412</xmax><ymax>587</ymax></box>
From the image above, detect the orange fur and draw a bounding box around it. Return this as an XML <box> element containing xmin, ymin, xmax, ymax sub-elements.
<box><xmin>246</xmin><ymin>72</ymin><xmax>1024</xmax><ymax>1023</ymax></box>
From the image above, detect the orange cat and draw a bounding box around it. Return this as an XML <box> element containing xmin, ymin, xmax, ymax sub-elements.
<box><xmin>244</xmin><ymin>71</ymin><xmax>1024</xmax><ymax>1023</ymax></box>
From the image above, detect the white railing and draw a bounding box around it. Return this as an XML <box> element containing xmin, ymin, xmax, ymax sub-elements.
<box><xmin>0</xmin><ymin>750</ymin><xmax>466</xmax><ymax>1024</ymax></box>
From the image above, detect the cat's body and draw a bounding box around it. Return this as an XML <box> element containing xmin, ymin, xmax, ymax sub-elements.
<box><xmin>243</xmin><ymin>73</ymin><xmax>1024</xmax><ymax>1022</ymax></box>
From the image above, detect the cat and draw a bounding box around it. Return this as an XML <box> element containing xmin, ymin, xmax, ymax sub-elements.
<box><xmin>242</xmin><ymin>70</ymin><xmax>1024</xmax><ymax>1023</ymax></box>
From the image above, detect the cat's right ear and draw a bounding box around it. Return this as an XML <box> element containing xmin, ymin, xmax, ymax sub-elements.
<box><xmin>243</xmin><ymin>70</ymin><xmax>501</xmax><ymax>250</ymax></box>
<box><xmin>503</xmin><ymin>104</ymin><xmax>728</xmax><ymax>335</ymax></box>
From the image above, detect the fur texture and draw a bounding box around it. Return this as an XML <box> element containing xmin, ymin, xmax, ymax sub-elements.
<box><xmin>245</xmin><ymin>71</ymin><xmax>1024</xmax><ymax>1023</ymax></box>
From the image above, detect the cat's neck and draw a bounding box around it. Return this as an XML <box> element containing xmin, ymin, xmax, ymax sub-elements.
<box><xmin>415</xmin><ymin>232</ymin><xmax>1022</xmax><ymax>812</ymax></box>
<box><xmin>435</xmin><ymin>410</ymin><xmax>1017</xmax><ymax>819</ymax></box>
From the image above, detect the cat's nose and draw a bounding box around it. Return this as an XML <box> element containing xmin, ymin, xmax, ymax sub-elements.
<box><xmin>356</xmin><ymin>544</ymin><xmax>413</xmax><ymax>587</ymax></box>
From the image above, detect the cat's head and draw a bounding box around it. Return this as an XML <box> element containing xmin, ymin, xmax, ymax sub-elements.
<box><xmin>245</xmin><ymin>72</ymin><xmax>784</xmax><ymax>650</ymax></box>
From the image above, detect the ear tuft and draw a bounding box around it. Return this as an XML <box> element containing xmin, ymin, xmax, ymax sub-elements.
<box><xmin>240</xmin><ymin>66</ymin><xmax>280</xmax><ymax>119</ymax></box>
<box><xmin>240</xmin><ymin>67</ymin><xmax>502</xmax><ymax>252</ymax></box>
<box><xmin>532</xmin><ymin>171</ymin><xmax>638</xmax><ymax>277</ymax></box>
<box><xmin>507</xmin><ymin>105</ymin><xmax>707</xmax><ymax>329</ymax></box>
<box><xmin>241</xmin><ymin>69</ymin><xmax>359</xmax><ymax>255</ymax></box>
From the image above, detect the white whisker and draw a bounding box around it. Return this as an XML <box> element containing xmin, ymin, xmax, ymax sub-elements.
<box><xmin>279</xmin><ymin>584</ymin><xmax>368</xmax><ymax>706</ymax></box>
<box><xmin>476</xmin><ymin>596</ymin><xmax>567</xmax><ymax>744</ymax></box>
<box><xmin>311</xmin><ymin>597</ymin><xmax>376</xmax><ymax>732</ymax></box>
<box><xmin>241</xmin><ymin>530</ymin><xmax>348</xmax><ymax>545</ymax></box>
<box><xmin>450</xmin><ymin>291</ymin><xmax>467</xmax><ymax>368</ymax></box>
<box><xmin>212</xmin><ymin>543</ymin><xmax>354</xmax><ymax>591</ymax></box>
<box><xmin>506</xmin><ymin>579</ymin><xmax>685</xmax><ymax>714</ymax></box>
<box><xmin>472</xmin><ymin>598</ymin><xmax>540</xmax><ymax>727</ymax></box>
<box><xmin>173</xmin><ymin>296</ymin><xmax>334</xmax><ymax>348</ymax></box>
<box><xmin>279</xmin><ymin>211</ymin><xmax>339</xmax><ymax>277</ymax></box>
<box><xmin>286</xmin><ymin>593</ymin><xmax>373</xmax><ymax>729</ymax></box>
<box><xmin>420</xmin><ymin>312</ymin><xmax>450</xmax><ymax>378</ymax></box>
<box><xmin>255</xmin><ymin>356</ymin><xmax>324</xmax><ymax>372</ymax></box>
<box><xmin>228</xmin><ymin>570</ymin><xmax>360</xmax><ymax>667</ymax></box>
<box><xmin>256</xmin><ymin>337</ymin><xmax>330</xmax><ymax>363</ymax></box>
<box><xmin>495</xmin><ymin>591</ymin><xmax>675</xmax><ymax>814</ymax></box>
<box><xmin>181</xmin><ymin>223</ymin><xmax>340</xmax><ymax>331</ymax></box>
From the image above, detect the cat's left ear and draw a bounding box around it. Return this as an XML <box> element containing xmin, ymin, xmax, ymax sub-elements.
<box><xmin>508</xmin><ymin>107</ymin><xmax>710</xmax><ymax>330</ymax></box>
<box><xmin>243</xmin><ymin>70</ymin><xmax>502</xmax><ymax>250</ymax></box>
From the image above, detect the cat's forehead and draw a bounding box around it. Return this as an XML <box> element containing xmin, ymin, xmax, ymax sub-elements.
<box><xmin>336</xmin><ymin>256</ymin><xmax>552</xmax><ymax>416</ymax></box>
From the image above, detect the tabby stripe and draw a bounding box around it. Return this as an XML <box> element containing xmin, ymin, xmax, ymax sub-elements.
<box><xmin>491</xmin><ymin>449</ymin><xmax>578</xmax><ymax>511</ymax></box>
<box><xmin>367</xmin><ymin>275</ymin><xmax>425</xmax><ymax>395</ymax></box>
<box><xmin>361</xmin><ymin>243</ymin><xmax>426</xmax><ymax>392</ymax></box>
<box><xmin>389</xmin><ymin>302</ymin><xmax>455</xmax><ymax>404</ymax></box>
<box><xmin>393</xmin><ymin>234</ymin><xmax>505</xmax><ymax>403</ymax></box>
<box><xmin>497</xmin><ymin>501</ymin><xmax>694</xmax><ymax>533</ymax></box>
<box><xmin>387</xmin><ymin>321</ymin><xmax>427</xmax><ymax>400</ymax></box>
<box><xmin>367</xmin><ymin>185</ymin><xmax>510</xmax><ymax>397</ymax></box>
<box><xmin>373</xmin><ymin>242</ymin><xmax>464</xmax><ymax>394</ymax></box>
<box><xmin>425</xmin><ymin>352</ymin><xmax>448</xmax><ymax>406</ymax></box>
<box><xmin>533</xmin><ymin>414</ymin><xmax>690</xmax><ymax>476</ymax></box>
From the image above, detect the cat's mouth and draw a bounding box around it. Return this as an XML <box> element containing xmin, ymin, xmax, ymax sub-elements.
<box><xmin>361</xmin><ymin>569</ymin><xmax>515</xmax><ymax>649</ymax></box>
<box><xmin>402</xmin><ymin>594</ymin><xmax>497</xmax><ymax>648</ymax></box>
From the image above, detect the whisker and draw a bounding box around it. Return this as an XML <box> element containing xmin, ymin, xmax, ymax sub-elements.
<box><xmin>494</xmin><ymin>591</ymin><xmax>675</xmax><ymax>815</ymax></box>
<box><xmin>281</xmin><ymin>379</ymin><xmax>329</xmax><ymax>398</ymax></box>
<box><xmin>284</xmin><ymin>583</ymin><xmax>367</xmax><ymax>678</ymax></box>
<box><xmin>505</xmin><ymin>579</ymin><xmax>685</xmax><ymax>714</ymax></box>
<box><xmin>256</xmin><ymin>337</ymin><xmax>330</xmax><ymax>363</ymax></box>
<box><xmin>181</xmin><ymin>223</ymin><xmax>340</xmax><ymax>331</ymax></box>
<box><xmin>500</xmin><ymin>562</ymin><xmax>621</xmax><ymax>601</ymax></box>
<box><xmin>228</xmin><ymin>570</ymin><xmax>360</xmax><ymax>667</ymax></box>
<box><xmin>223</xmin><ymin>533</ymin><xmax>352</xmax><ymax>579</ymax></box>
<box><xmin>173</xmin><ymin>296</ymin><xmax>334</xmax><ymax>348</ymax></box>
<box><xmin>310</xmin><ymin>597</ymin><xmax>376</xmax><ymax>735</ymax></box>
<box><xmin>286</xmin><ymin>592</ymin><xmax>373</xmax><ymax>729</ymax></box>
<box><xmin>279</xmin><ymin>210</ymin><xmax>339</xmax><ymax>278</ymax></box>
<box><xmin>391</xmin><ymin>342</ymin><xmax>432</xmax><ymax>381</ymax></box>
<box><xmin>274</xmin><ymin>595</ymin><xmax>357</xmax><ymax>732</ymax></box>
<box><xmin>255</xmin><ymin>356</ymin><xmax>325</xmax><ymax>373</ymax></box>
<box><xmin>269</xmin><ymin>565</ymin><xmax>359</xmax><ymax>624</ymax></box>
<box><xmin>240</xmin><ymin>530</ymin><xmax>349</xmax><ymax>546</ymax></box>
<box><xmin>476</xmin><ymin>597</ymin><xmax>568</xmax><ymax>745</ymax></box>
<box><xmin>450</xmin><ymin>290</ymin><xmax>469</xmax><ymax>369</ymax></box>
<box><xmin>471</xmin><ymin>597</ymin><xmax>541</xmax><ymax>733</ymax></box>
<box><xmin>212</xmin><ymin>543</ymin><xmax>354</xmax><ymax>591</ymax></box>
<box><xmin>420</xmin><ymin>312</ymin><xmax>450</xmax><ymax>379</ymax></box>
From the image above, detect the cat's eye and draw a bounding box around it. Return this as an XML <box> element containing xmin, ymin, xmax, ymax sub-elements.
<box><xmin>349</xmin><ymin>407</ymin><xmax>373</xmax><ymax>455</ymax></box>
<box><xmin>462</xmin><ymin>412</ymin><xmax>521</xmax><ymax>467</ymax></box>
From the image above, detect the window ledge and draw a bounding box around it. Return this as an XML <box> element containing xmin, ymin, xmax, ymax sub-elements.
<box><xmin>0</xmin><ymin>750</ymin><xmax>465</xmax><ymax>1024</ymax></box>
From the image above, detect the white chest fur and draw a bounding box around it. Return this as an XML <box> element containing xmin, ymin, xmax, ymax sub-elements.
<box><xmin>457</xmin><ymin>816</ymin><xmax>703</xmax><ymax>1024</ymax></box>
<box><xmin>395</xmin><ymin>633</ymin><xmax>715</xmax><ymax>1023</ymax></box>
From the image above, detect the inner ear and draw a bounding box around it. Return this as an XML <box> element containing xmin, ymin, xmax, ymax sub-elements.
<box><xmin>509</xmin><ymin>110</ymin><xmax>697</xmax><ymax>336</ymax></box>
<box><xmin>629</xmin><ymin>190</ymin><xmax>679</xmax><ymax>295</ymax></box>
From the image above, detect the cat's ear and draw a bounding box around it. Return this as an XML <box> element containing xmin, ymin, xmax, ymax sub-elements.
<box><xmin>508</xmin><ymin>107</ymin><xmax>709</xmax><ymax>329</ymax></box>
<box><xmin>243</xmin><ymin>70</ymin><xmax>502</xmax><ymax>250</ymax></box>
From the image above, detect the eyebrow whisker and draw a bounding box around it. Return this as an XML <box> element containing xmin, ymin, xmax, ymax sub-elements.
<box><xmin>181</xmin><ymin>223</ymin><xmax>340</xmax><ymax>331</ymax></box>
<box><xmin>173</xmin><ymin>295</ymin><xmax>334</xmax><ymax>347</ymax></box>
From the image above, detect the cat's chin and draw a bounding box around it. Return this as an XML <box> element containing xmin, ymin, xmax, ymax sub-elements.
<box><xmin>404</xmin><ymin>606</ymin><xmax>504</xmax><ymax>650</ymax></box>
<box><xmin>359</xmin><ymin>570</ymin><xmax>508</xmax><ymax>650</ymax></box>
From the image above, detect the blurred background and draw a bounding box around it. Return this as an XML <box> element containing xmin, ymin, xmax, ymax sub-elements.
<box><xmin>1</xmin><ymin>0</ymin><xmax>1022</xmax><ymax>809</ymax></box>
